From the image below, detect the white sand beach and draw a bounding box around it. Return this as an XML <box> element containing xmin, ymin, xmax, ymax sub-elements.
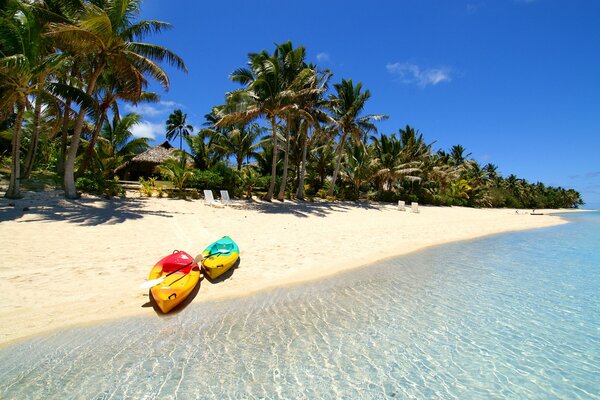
<box><xmin>0</xmin><ymin>191</ymin><xmax>580</xmax><ymax>346</ymax></box>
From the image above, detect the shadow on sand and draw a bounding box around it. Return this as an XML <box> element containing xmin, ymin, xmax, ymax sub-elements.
<box><xmin>241</xmin><ymin>198</ymin><xmax>385</xmax><ymax>218</ymax></box>
<box><xmin>0</xmin><ymin>195</ymin><xmax>181</xmax><ymax>226</ymax></box>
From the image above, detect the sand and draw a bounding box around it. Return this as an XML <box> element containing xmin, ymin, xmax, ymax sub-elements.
<box><xmin>0</xmin><ymin>191</ymin><xmax>582</xmax><ymax>347</ymax></box>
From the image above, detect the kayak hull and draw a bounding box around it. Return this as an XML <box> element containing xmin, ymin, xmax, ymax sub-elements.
<box><xmin>202</xmin><ymin>236</ymin><xmax>240</xmax><ymax>280</ymax></box>
<box><xmin>148</xmin><ymin>251</ymin><xmax>201</xmax><ymax>313</ymax></box>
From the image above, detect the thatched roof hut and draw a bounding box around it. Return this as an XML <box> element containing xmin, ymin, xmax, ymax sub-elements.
<box><xmin>116</xmin><ymin>141</ymin><xmax>179</xmax><ymax>180</ymax></box>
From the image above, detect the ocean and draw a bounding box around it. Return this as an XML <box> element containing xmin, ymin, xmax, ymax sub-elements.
<box><xmin>1</xmin><ymin>212</ymin><xmax>598</xmax><ymax>399</ymax></box>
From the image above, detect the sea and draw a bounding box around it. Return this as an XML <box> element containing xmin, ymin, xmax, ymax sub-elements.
<box><xmin>1</xmin><ymin>212</ymin><xmax>598</xmax><ymax>399</ymax></box>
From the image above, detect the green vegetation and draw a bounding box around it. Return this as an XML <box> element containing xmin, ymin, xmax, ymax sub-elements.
<box><xmin>0</xmin><ymin>1</ymin><xmax>583</xmax><ymax>208</ymax></box>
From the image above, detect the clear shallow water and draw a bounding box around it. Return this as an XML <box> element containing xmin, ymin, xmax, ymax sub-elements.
<box><xmin>1</xmin><ymin>213</ymin><xmax>599</xmax><ymax>399</ymax></box>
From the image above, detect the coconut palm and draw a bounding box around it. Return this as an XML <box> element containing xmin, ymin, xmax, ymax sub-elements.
<box><xmin>157</xmin><ymin>153</ymin><xmax>194</xmax><ymax>193</ymax></box>
<box><xmin>371</xmin><ymin>133</ymin><xmax>421</xmax><ymax>195</ymax></box>
<box><xmin>214</xmin><ymin>122</ymin><xmax>262</xmax><ymax>170</ymax></box>
<box><xmin>96</xmin><ymin>111</ymin><xmax>149</xmax><ymax>177</ymax></box>
<box><xmin>0</xmin><ymin>1</ymin><xmax>64</xmax><ymax>197</ymax></box>
<box><xmin>46</xmin><ymin>0</ymin><xmax>187</xmax><ymax>198</ymax></box>
<box><xmin>326</xmin><ymin>79</ymin><xmax>387</xmax><ymax>197</ymax></box>
<box><xmin>340</xmin><ymin>142</ymin><xmax>373</xmax><ymax>198</ymax></box>
<box><xmin>166</xmin><ymin>109</ymin><xmax>193</xmax><ymax>152</ymax></box>
<box><xmin>219</xmin><ymin>42</ymin><xmax>310</xmax><ymax>201</ymax></box>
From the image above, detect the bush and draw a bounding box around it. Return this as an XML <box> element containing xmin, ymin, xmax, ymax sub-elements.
<box><xmin>139</xmin><ymin>177</ymin><xmax>155</xmax><ymax>197</ymax></box>
<box><xmin>76</xmin><ymin>174</ymin><xmax>124</xmax><ymax>197</ymax></box>
<box><xmin>191</xmin><ymin>162</ymin><xmax>240</xmax><ymax>195</ymax></box>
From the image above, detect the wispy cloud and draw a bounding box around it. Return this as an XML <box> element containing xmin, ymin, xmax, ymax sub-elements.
<box><xmin>131</xmin><ymin>121</ymin><xmax>164</xmax><ymax>140</ymax></box>
<box><xmin>568</xmin><ymin>171</ymin><xmax>600</xmax><ymax>179</ymax></box>
<box><xmin>386</xmin><ymin>62</ymin><xmax>452</xmax><ymax>87</ymax></box>
<box><xmin>125</xmin><ymin>100</ymin><xmax>183</xmax><ymax>118</ymax></box>
<box><xmin>316</xmin><ymin>52</ymin><xmax>330</xmax><ymax>63</ymax></box>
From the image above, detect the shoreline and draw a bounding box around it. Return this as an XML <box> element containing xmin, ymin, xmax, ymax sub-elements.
<box><xmin>0</xmin><ymin>192</ymin><xmax>590</xmax><ymax>348</ymax></box>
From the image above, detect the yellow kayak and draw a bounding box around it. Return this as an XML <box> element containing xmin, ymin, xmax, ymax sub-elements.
<box><xmin>202</xmin><ymin>236</ymin><xmax>240</xmax><ymax>280</ymax></box>
<box><xmin>148</xmin><ymin>251</ymin><xmax>201</xmax><ymax>313</ymax></box>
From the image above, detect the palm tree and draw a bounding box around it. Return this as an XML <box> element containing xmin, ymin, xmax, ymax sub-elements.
<box><xmin>96</xmin><ymin>111</ymin><xmax>149</xmax><ymax>177</ymax></box>
<box><xmin>0</xmin><ymin>1</ymin><xmax>62</xmax><ymax>198</ymax></box>
<box><xmin>165</xmin><ymin>109</ymin><xmax>193</xmax><ymax>165</ymax></box>
<box><xmin>449</xmin><ymin>144</ymin><xmax>472</xmax><ymax>166</ymax></box>
<box><xmin>326</xmin><ymin>79</ymin><xmax>387</xmax><ymax>196</ymax></box>
<box><xmin>214</xmin><ymin>122</ymin><xmax>262</xmax><ymax>170</ymax></box>
<box><xmin>340</xmin><ymin>142</ymin><xmax>373</xmax><ymax>198</ymax></box>
<box><xmin>371</xmin><ymin>133</ymin><xmax>421</xmax><ymax>195</ymax></box>
<box><xmin>47</xmin><ymin>0</ymin><xmax>187</xmax><ymax>198</ymax></box>
<box><xmin>219</xmin><ymin>43</ymin><xmax>305</xmax><ymax>201</ymax></box>
<box><xmin>157</xmin><ymin>153</ymin><xmax>194</xmax><ymax>193</ymax></box>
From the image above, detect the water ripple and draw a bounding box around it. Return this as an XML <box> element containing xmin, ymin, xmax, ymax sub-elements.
<box><xmin>1</xmin><ymin>213</ymin><xmax>599</xmax><ymax>399</ymax></box>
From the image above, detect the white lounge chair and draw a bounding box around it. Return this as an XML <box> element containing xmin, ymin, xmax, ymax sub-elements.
<box><xmin>397</xmin><ymin>200</ymin><xmax>405</xmax><ymax>211</ymax></box>
<box><xmin>204</xmin><ymin>190</ymin><xmax>224</xmax><ymax>207</ymax></box>
<box><xmin>411</xmin><ymin>202</ymin><xmax>419</xmax><ymax>213</ymax></box>
<box><xmin>220</xmin><ymin>190</ymin><xmax>232</xmax><ymax>205</ymax></box>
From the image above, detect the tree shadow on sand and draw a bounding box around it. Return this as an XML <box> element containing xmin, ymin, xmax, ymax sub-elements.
<box><xmin>0</xmin><ymin>195</ymin><xmax>182</xmax><ymax>226</ymax></box>
<box><xmin>241</xmin><ymin>199</ymin><xmax>385</xmax><ymax>218</ymax></box>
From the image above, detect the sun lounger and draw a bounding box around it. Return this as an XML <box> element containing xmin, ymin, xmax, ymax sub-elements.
<box><xmin>204</xmin><ymin>190</ymin><xmax>224</xmax><ymax>207</ymax></box>
<box><xmin>398</xmin><ymin>200</ymin><xmax>405</xmax><ymax>211</ymax></box>
<box><xmin>220</xmin><ymin>190</ymin><xmax>232</xmax><ymax>205</ymax></box>
<box><xmin>411</xmin><ymin>202</ymin><xmax>419</xmax><ymax>213</ymax></box>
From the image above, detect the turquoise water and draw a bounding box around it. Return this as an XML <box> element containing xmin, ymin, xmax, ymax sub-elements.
<box><xmin>1</xmin><ymin>213</ymin><xmax>599</xmax><ymax>399</ymax></box>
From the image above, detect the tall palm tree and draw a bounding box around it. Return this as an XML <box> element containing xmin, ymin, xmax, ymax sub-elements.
<box><xmin>165</xmin><ymin>109</ymin><xmax>193</xmax><ymax>165</ymax></box>
<box><xmin>0</xmin><ymin>1</ymin><xmax>62</xmax><ymax>198</ymax></box>
<box><xmin>47</xmin><ymin>0</ymin><xmax>187</xmax><ymax>198</ymax></box>
<box><xmin>326</xmin><ymin>79</ymin><xmax>387</xmax><ymax>196</ymax></box>
<box><xmin>219</xmin><ymin>43</ymin><xmax>305</xmax><ymax>201</ymax></box>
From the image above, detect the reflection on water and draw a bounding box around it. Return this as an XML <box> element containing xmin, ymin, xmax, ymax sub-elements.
<box><xmin>1</xmin><ymin>213</ymin><xmax>599</xmax><ymax>399</ymax></box>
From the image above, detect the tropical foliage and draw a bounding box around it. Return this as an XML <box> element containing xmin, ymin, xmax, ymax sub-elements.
<box><xmin>0</xmin><ymin>2</ymin><xmax>583</xmax><ymax>208</ymax></box>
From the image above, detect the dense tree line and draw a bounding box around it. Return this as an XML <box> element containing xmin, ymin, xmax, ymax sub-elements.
<box><xmin>0</xmin><ymin>1</ymin><xmax>583</xmax><ymax>208</ymax></box>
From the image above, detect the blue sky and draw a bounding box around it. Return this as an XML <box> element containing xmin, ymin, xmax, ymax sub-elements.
<box><xmin>128</xmin><ymin>0</ymin><xmax>600</xmax><ymax>208</ymax></box>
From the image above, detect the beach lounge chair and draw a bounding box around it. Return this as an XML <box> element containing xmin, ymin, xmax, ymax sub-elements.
<box><xmin>397</xmin><ymin>200</ymin><xmax>405</xmax><ymax>211</ymax></box>
<box><xmin>220</xmin><ymin>190</ymin><xmax>233</xmax><ymax>205</ymax></box>
<box><xmin>411</xmin><ymin>202</ymin><xmax>419</xmax><ymax>213</ymax></box>
<box><xmin>204</xmin><ymin>190</ymin><xmax>224</xmax><ymax>207</ymax></box>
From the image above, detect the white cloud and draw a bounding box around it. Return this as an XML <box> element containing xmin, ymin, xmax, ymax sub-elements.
<box><xmin>159</xmin><ymin>100</ymin><xmax>181</xmax><ymax>107</ymax></box>
<box><xmin>124</xmin><ymin>100</ymin><xmax>184</xmax><ymax>118</ymax></box>
<box><xmin>131</xmin><ymin>121</ymin><xmax>164</xmax><ymax>140</ymax></box>
<box><xmin>125</xmin><ymin>104</ymin><xmax>164</xmax><ymax>117</ymax></box>
<box><xmin>386</xmin><ymin>62</ymin><xmax>452</xmax><ymax>87</ymax></box>
<box><xmin>316</xmin><ymin>52</ymin><xmax>330</xmax><ymax>63</ymax></box>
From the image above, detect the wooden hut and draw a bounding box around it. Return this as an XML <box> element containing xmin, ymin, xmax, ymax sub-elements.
<box><xmin>115</xmin><ymin>141</ymin><xmax>178</xmax><ymax>180</ymax></box>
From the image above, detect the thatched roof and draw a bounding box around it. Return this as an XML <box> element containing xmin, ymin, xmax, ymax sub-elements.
<box><xmin>115</xmin><ymin>141</ymin><xmax>194</xmax><ymax>179</ymax></box>
<box><xmin>130</xmin><ymin>141</ymin><xmax>176</xmax><ymax>163</ymax></box>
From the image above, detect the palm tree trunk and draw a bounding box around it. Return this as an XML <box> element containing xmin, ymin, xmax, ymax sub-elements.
<box><xmin>328</xmin><ymin>131</ymin><xmax>347</xmax><ymax>197</ymax></box>
<box><xmin>265</xmin><ymin>116</ymin><xmax>278</xmax><ymax>201</ymax></box>
<box><xmin>296</xmin><ymin>124</ymin><xmax>309</xmax><ymax>200</ymax></box>
<box><xmin>277</xmin><ymin>116</ymin><xmax>292</xmax><ymax>201</ymax></box>
<box><xmin>22</xmin><ymin>80</ymin><xmax>44</xmax><ymax>179</ymax></box>
<box><xmin>58</xmin><ymin>97</ymin><xmax>72</xmax><ymax>176</ymax></box>
<box><xmin>5</xmin><ymin>101</ymin><xmax>26</xmax><ymax>199</ymax></box>
<box><xmin>64</xmin><ymin>66</ymin><xmax>104</xmax><ymax>199</ymax></box>
<box><xmin>77</xmin><ymin>108</ymin><xmax>107</xmax><ymax>176</ymax></box>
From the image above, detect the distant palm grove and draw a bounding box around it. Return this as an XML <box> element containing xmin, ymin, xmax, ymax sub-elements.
<box><xmin>0</xmin><ymin>0</ymin><xmax>583</xmax><ymax>208</ymax></box>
